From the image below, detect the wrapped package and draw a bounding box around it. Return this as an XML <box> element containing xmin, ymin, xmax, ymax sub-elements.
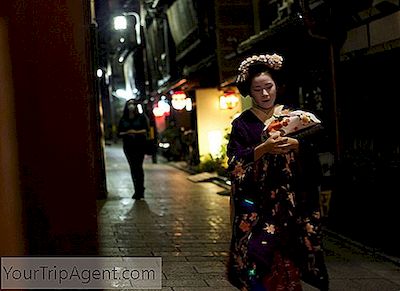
<box><xmin>262</xmin><ymin>106</ymin><xmax>322</xmax><ymax>139</ymax></box>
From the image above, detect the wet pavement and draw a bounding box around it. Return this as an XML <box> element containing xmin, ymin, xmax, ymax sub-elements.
<box><xmin>98</xmin><ymin>143</ymin><xmax>400</xmax><ymax>291</ymax></box>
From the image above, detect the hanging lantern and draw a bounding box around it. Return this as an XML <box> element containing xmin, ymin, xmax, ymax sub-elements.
<box><xmin>219</xmin><ymin>91</ymin><xmax>239</xmax><ymax>110</ymax></box>
<box><xmin>158</xmin><ymin>99</ymin><xmax>171</xmax><ymax>116</ymax></box>
<box><xmin>171</xmin><ymin>91</ymin><xmax>187</xmax><ymax>110</ymax></box>
<box><xmin>152</xmin><ymin>106</ymin><xmax>164</xmax><ymax>117</ymax></box>
<box><xmin>152</xmin><ymin>99</ymin><xmax>171</xmax><ymax>117</ymax></box>
<box><xmin>185</xmin><ymin>98</ymin><xmax>192</xmax><ymax>111</ymax></box>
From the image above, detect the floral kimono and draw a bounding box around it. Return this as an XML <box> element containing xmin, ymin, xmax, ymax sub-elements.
<box><xmin>226</xmin><ymin>108</ymin><xmax>329</xmax><ymax>291</ymax></box>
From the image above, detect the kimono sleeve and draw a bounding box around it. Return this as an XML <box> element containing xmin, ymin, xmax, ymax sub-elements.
<box><xmin>227</xmin><ymin>118</ymin><xmax>256</xmax><ymax>171</ymax></box>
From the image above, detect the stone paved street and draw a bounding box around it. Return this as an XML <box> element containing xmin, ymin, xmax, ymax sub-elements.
<box><xmin>98</xmin><ymin>143</ymin><xmax>400</xmax><ymax>291</ymax></box>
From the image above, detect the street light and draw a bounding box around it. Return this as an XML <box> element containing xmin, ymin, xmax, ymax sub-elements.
<box><xmin>113</xmin><ymin>16</ymin><xmax>127</xmax><ymax>30</ymax></box>
<box><xmin>112</xmin><ymin>12</ymin><xmax>141</xmax><ymax>45</ymax></box>
<box><xmin>123</xmin><ymin>12</ymin><xmax>141</xmax><ymax>45</ymax></box>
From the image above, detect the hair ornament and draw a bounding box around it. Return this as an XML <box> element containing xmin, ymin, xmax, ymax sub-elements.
<box><xmin>237</xmin><ymin>53</ymin><xmax>284</xmax><ymax>83</ymax></box>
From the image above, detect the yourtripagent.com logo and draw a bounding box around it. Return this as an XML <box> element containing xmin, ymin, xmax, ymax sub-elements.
<box><xmin>1</xmin><ymin>256</ymin><xmax>162</xmax><ymax>289</ymax></box>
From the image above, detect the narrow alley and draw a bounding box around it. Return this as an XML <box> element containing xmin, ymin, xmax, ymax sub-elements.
<box><xmin>98</xmin><ymin>143</ymin><xmax>400</xmax><ymax>291</ymax></box>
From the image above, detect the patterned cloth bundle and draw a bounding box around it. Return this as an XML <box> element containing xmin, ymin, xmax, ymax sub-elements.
<box><xmin>262</xmin><ymin>105</ymin><xmax>322</xmax><ymax>139</ymax></box>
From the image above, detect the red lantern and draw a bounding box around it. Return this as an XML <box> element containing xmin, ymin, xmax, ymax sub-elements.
<box><xmin>219</xmin><ymin>91</ymin><xmax>239</xmax><ymax>109</ymax></box>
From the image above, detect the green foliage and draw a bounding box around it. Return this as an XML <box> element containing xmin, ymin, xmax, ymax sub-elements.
<box><xmin>193</xmin><ymin>154</ymin><xmax>229</xmax><ymax>177</ymax></box>
<box><xmin>193</xmin><ymin>127</ymin><xmax>232</xmax><ymax>177</ymax></box>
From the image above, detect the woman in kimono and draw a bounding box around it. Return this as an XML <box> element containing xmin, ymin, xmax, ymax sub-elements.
<box><xmin>226</xmin><ymin>54</ymin><xmax>329</xmax><ymax>290</ymax></box>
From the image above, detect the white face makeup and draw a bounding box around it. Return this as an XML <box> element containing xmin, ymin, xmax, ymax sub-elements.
<box><xmin>250</xmin><ymin>73</ymin><xmax>277</xmax><ymax>110</ymax></box>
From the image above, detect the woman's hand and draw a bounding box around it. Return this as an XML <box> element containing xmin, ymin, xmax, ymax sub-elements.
<box><xmin>276</xmin><ymin>136</ymin><xmax>299</xmax><ymax>153</ymax></box>
<box><xmin>254</xmin><ymin>132</ymin><xmax>299</xmax><ymax>160</ymax></box>
<box><xmin>264</xmin><ymin>133</ymin><xmax>290</xmax><ymax>154</ymax></box>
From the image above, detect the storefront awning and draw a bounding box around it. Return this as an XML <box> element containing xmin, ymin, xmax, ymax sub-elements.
<box><xmin>236</xmin><ymin>13</ymin><xmax>305</xmax><ymax>55</ymax></box>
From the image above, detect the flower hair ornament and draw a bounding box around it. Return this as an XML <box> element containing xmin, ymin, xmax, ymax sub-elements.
<box><xmin>236</xmin><ymin>53</ymin><xmax>284</xmax><ymax>83</ymax></box>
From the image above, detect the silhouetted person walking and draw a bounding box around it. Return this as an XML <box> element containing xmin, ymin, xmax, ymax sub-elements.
<box><xmin>118</xmin><ymin>99</ymin><xmax>150</xmax><ymax>199</ymax></box>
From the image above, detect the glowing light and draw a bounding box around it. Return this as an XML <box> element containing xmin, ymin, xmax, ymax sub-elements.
<box><xmin>115</xmin><ymin>89</ymin><xmax>131</xmax><ymax>99</ymax></box>
<box><xmin>152</xmin><ymin>97</ymin><xmax>171</xmax><ymax>117</ymax></box>
<box><xmin>185</xmin><ymin>98</ymin><xmax>192</xmax><ymax>111</ymax></box>
<box><xmin>158</xmin><ymin>142</ymin><xmax>170</xmax><ymax>148</ymax></box>
<box><xmin>219</xmin><ymin>91</ymin><xmax>239</xmax><ymax>110</ymax></box>
<box><xmin>158</xmin><ymin>100</ymin><xmax>170</xmax><ymax>115</ymax></box>
<box><xmin>137</xmin><ymin>104</ymin><xmax>143</xmax><ymax>114</ymax></box>
<box><xmin>123</xmin><ymin>12</ymin><xmax>141</xmax><ymax>45</ymax></box>
<box><xmin>171</xmin><ymin>91</ymin><xmax>187</xmax><ymax>110</ymax></box>
<box><xmin>208</xmin><ymin>130</ymin><xmax>223</xmax><ymax>158</ymax></box>
<box><xmin>120</xmin><ymin>37</ymin><xmax>125</xmax><ymax>43</ymax></box>
<box><xmin>113</xmin><ymin>16</ymin><xmax>127</xmax><ymax>30</ymax></box>
<box><xmin>153</xmin><ymin>107</ymin><xmax>164</xmax><ymax>117</ymax></box>
<box><xmin>96</xmin><ymin>69</ymin><xmax>103</xmax><ymax>78</ymax></box>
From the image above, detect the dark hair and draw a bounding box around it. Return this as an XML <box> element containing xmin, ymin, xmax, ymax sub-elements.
<box><xmin>122</xmin><ymin>99</ymin><xmax>140</xmax><ymax>119</ymax></box>
<box><xmin>236</xmin><ymin>63</ymin><xmax>283</xmax><ymax>98</ymax></box>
